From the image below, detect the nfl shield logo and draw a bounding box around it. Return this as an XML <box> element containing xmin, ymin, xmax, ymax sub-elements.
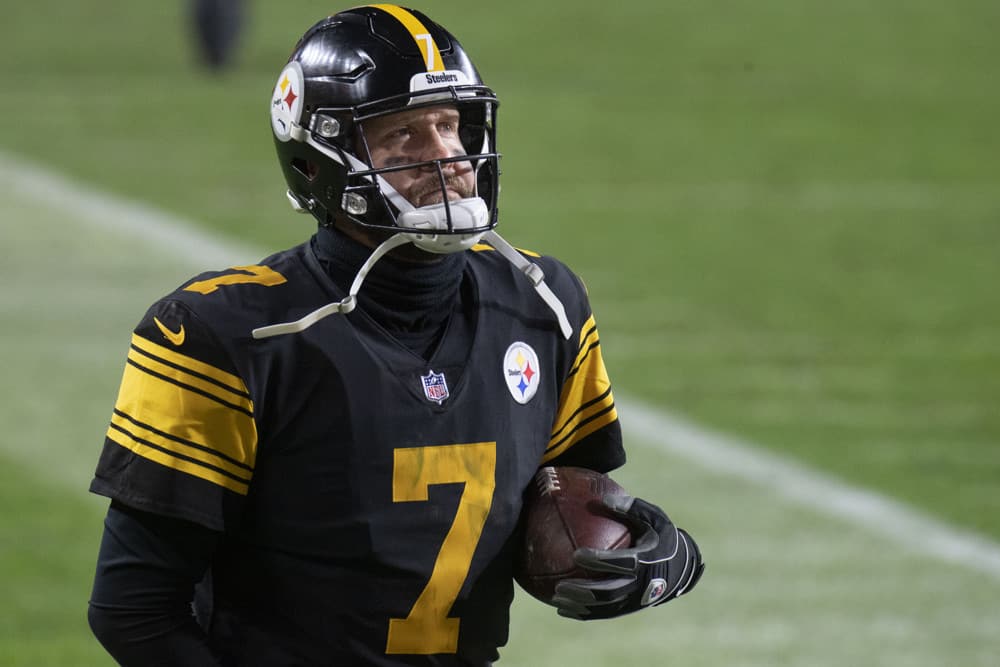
<box><xmin>642</xmin><ymin>578</ymin><xmax>669</xmax><ymax>606</ymax></box>
<box><xmin>420</xmin><ymin>370</ymin><xmax>449</xmax><ymax>404</ymax></box>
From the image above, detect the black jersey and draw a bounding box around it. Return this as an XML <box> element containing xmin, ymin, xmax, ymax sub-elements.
<box><xmin>90</xmin><ymin>239</ymin><xmax>624</xmax><ymax>666</ymax></box>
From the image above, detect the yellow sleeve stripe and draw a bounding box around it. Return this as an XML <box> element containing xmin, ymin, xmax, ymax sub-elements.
<box><xmin>547</xmin><ymin>388</ymin><xmax>618</xmax><ymax>454</ymax></box>
<box><xmin>111</xmin><ymin>409</ymin><xmax>253</xmax><ymax>476</ymax></box>
<box><xmin>112</xmin><ymin>350</ymin><xmax>258</xmax><ymax>469</ymax></box>
<box><xmin>106</xmin><ymin>424</ymin><xmax>250</xmax><ymax>495</ymax></box>
<box><xmin>542</xmin><ymin>404</ymin><xmax>618</xmax><ymax>464</ymax></box>
<box><xmin>127</xmin><ymin>348</ymin><xmax>252</xmax><ymax>416</ymax></box>
<box><xmin>369</xmin><ymin>4</ymin><xmax>444</xmax><ymax>72</ymax></box>
<box><xmin>550</xmin><ymin>386</ymin><xmax>614</xmax><ymax>442</ymax></box>
<box><xmin>545</xmin><ymin>314</ymin><xmax>617</xmax><ymax>458</ymax></box>
<box><xmin>568</xmin><ymin>316</ymin><xmax>599</xmax><ymax>377</ymax></box>
<box><xmin>131</xmin><ymin>334</ymin><xmax>247</xmax><ymax>396</ymax></box>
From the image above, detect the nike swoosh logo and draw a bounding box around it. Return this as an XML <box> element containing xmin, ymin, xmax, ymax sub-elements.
<box><xmin>153</xmin><ymin>317</ymin><xmax>186</xmax><ymax>346</ymax></box>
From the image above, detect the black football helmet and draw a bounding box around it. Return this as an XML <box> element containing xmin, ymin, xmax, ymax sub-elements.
<box><xmin>270</xmin><ymin>4</ymin><xmax>500</xmax><ymax>254</ymax></box>
<box><xmin>255</xmin><ymin>6</ymin><xmax>572</xmax><ymax>341</ymax></box>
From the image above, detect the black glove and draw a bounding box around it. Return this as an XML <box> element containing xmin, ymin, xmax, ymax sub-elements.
<box><xmin>551</xmin><ymin>495</ymin><xmax>705</xmax><ymax>620</ymax></box>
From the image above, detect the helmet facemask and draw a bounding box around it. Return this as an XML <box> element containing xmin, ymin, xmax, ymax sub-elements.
<box><xmin>296</xmin><ymin>86</ymin><xmax>500</xmax><ymax>254</ymax></box>
<box><xmin>342</xmin><ymin>87</ymin><xmax>499</xmax><ymax>253</ymax></box>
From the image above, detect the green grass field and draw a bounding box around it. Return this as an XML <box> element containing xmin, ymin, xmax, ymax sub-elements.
<box><xmin>2</xmin><ymin>1</ymin><xmax>999</xmax><ymax>665</ymax></box>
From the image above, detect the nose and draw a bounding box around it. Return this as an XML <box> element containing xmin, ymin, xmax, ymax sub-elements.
<box><xmin>419</xmin><ymin>129</ymin><xmax>455</xmax><ymax>167</ymax></box>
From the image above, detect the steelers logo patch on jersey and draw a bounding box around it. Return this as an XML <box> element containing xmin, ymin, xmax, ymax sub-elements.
<box><xmin>271</xmin><ymin>61</ymin><xmax>304</xmax><ymax>142</ymax></box>
<box><xmin>503</xmin><ymin>342</ymin><xmax>540</xmax><ymax>404</ymax></box>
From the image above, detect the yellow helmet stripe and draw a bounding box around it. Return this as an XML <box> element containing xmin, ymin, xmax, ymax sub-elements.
<box><xmin>369</xmin><ymin>4</ymin><xmax>444</xmax><ymax>72</ymax></box>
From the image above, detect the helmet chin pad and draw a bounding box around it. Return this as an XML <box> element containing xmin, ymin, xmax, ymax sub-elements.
<box><xmin>396</xmin><ymin>197</ymin><xmax>489</xmax><ymax>253</ymax></box>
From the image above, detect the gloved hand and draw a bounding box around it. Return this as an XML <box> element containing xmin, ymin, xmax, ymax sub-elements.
<box><xmin>551</xmin><ymin>495</ymin><xmax>704</xmax><ymax>620</ymax></box>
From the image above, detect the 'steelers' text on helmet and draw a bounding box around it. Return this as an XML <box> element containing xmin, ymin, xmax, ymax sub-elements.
<box><xmin>270</xmin><ymin>4</ymin><xmax>500</xmax><ymax>253</ymax></box>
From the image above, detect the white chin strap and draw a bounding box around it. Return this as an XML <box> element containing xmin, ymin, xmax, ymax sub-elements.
<box><xmin>480</xmin><ymin>230</ymin><xmax>572</xmax><ymax>339</ymax></box>
<box><xmin>250</xmin><ymin>222</ymin><xmax>573</xmax><ymax>341</ymax></box>
<box><xmin>251</xmin><ymin>232</ymin><xmax>409</xmax><ymax>339</ymax></box>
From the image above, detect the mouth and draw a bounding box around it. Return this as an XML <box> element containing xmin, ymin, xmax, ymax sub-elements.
<box><xmin>415</xmin><ymin>189</ymin><xmax>463</xmax><ymax>206</ymax></box>
<box><xmin>412</xmin><ymin>179</ymin><xmax>471</xmax><ymax>207</ymax></box>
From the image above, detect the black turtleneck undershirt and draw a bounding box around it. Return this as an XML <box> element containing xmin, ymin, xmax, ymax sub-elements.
<box><xmin>311</xmin><ymin>225</ymin><xmax>467</xmax><ymax>359</ymax></box>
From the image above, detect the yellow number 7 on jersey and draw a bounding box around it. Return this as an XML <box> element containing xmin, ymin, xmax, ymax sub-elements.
<box><xmin>184</xmin><ymin>265</ymin><xmax>287</xmax><ymax>295</ymax></box>
<box><xmin>387</xmin><ymin>442</ymin><xmax>497</xmax><ymax>655</ymax></box>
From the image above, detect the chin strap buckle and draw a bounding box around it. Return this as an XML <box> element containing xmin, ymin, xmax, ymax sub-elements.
<box><xmin>522</xmin><ymin>262</ymin><xmax>545</xmax><ymax>287</ymax></box>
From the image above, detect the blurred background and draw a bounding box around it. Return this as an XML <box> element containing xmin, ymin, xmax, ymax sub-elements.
<box><xmin>1</xmin><ymin>1</ymin><xmax>998</xmax><ymax>665</ymax></box>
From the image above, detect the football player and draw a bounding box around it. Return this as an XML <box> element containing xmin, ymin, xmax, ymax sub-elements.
<box><xmin>87</xmin><ymin>5</ymin><xmax>705</xmax><ymax>666</ymax></box>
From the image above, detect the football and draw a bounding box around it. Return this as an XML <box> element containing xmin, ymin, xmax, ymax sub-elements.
<box><xmin>513</xmin><ymin>466</ymin><xmax>633</xmax><ymax>605</ymax></box>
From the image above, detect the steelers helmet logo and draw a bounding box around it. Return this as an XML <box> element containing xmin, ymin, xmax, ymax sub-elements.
<box><xmin>271</xmin><ymin>62</ymin><xmax>304</xmax><ymax>142</ymax></box>
<box><xmin>503</xmin><ymin>342</ymin><xmax>540</xmax><ymax>404</ymax></box>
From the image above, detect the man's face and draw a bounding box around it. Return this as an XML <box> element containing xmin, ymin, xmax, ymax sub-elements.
<box><xmin>361</xmin><ymin>105</ymin><xmax>475</xmax><ymax>208</ymax></box>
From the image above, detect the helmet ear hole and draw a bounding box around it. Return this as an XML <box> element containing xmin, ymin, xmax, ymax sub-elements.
<box><xmin>291</xmin><ymin>158</ymin><xmax>319</xmax><ymax>182</ymax></box>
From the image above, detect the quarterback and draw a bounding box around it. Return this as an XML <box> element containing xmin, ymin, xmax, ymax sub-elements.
<box><xmin>87</xmin><ymin>5</ymin><xmax>704</xmax><ymax>666</ymax></box>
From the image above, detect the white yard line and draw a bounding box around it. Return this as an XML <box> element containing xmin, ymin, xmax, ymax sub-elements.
<box><xmin>2</xmin><ymin>152</ymin><xmax>260</xmax><ymax>269</ymax></box>
<box><xmin>4</xmin><ymin>149</ymin><xmax>1000</xmax><ymax>581</ymax></box>
<box><xmin>618</xmin><ymin>401</ymin><xmax>1000</xmax><ymax>580</ymax></box>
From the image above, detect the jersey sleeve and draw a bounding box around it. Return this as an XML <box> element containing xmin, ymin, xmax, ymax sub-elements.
<box><xmin>541</xmin><ymin>267</ymin><xmax>625</xmax><ymax>472</ymax></box>
<box><xmin>90</xmin><ymin>298</ymin><xmax>257</xmax><ymax>531</ymax></box>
